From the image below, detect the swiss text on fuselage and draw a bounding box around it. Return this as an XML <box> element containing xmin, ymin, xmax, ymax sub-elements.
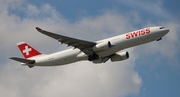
<box><xmin>126</xmin><ymin>28</ymin><xmax>150</xmax><ymax>39</ymax></box>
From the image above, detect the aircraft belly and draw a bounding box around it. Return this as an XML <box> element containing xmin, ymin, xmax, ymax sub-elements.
<box><xmin>120</xmin><ymin>34</ymin><xmax>154</xmax><ymax>49</ymax></box>
<box><xmin>52</xmin><ymin>51</ymin><xmax>81</xmax><ymax>66</ymax></box>
<box><xmin>35</xmin><ymin>49</ymin><xmax>83</xmax><ymax>66</ymax></box>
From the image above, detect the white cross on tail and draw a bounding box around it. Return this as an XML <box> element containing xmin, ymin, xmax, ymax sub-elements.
<box><xmin>23</xmin><ymin>46</ymin><xmax>32</xmax><ymax>55</ymax></box>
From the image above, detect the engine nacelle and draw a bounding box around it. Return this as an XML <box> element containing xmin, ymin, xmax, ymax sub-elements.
<box><xmin>110</xmin><ymin>51</ymin><xmax>129</xmax><ymax>62</ymax></box>
<box><xmin>93</xmin><ymin>41</ymin><xmax>111</xmax><ymax>51</ymax></box>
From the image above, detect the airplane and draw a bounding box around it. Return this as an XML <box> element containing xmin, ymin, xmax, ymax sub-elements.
<box><xmin>10</xmin><ymin>26</ymin><xmax>169</xmax><ymax>68</ymax></box>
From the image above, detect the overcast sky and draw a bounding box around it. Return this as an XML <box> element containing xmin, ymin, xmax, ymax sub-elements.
<box><xmin>0</xmin><ymin>0</ymin><xmax>180</xmax><ymax>97</ymax></box>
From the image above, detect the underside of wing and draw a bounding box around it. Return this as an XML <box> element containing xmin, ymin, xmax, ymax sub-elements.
<box><xmin>36</xmin><ymin>27</ymin><xmax>96</xmax><ymax>54</ymax></box>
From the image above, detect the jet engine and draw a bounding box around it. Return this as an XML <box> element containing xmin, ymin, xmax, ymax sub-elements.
<box><xmin>110</xmin><ymin>51</ymin><xmax>129</xmax><ymax>62</ymax></box>
<box><xmin>93</xmin><ymin>41</ymin><xmax>111</xmax><ymax>51</ymax></box>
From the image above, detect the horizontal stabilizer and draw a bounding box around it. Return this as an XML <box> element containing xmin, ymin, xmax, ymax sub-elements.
<box><xmin>10</xmin><ymin>57</ymin><xmax>35</xmax><ymax>64</ymax></box>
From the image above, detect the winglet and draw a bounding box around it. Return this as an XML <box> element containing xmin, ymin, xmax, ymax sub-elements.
<box><xmin>36</xmin><ymin>27</ymin><xmax>42</xmax><ymax>31</ymax></box>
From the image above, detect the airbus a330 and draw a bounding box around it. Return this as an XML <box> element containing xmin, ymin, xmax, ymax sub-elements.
<box><xmin>10</xmin><ymin>26</ymin><xmax>169</xmax><ymax>68</ymax></box>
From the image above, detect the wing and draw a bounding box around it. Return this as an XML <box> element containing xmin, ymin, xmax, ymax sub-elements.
<box><xmin>36</xmin><ymin>27</ymin><xmax>96</xmax><ymax>54</ymax></box>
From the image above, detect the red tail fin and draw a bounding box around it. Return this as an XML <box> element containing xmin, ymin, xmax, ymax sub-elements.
<box><xmin>17</xmin><ymin>42</ymin><xmax>41</xmax><ymax>59</ymax></box>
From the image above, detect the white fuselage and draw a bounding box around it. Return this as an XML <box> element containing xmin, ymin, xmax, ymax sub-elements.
<box><xmin>28</xmin><ymin>26</ymin><xmax>169</xmax><ymax>66</ymax></box>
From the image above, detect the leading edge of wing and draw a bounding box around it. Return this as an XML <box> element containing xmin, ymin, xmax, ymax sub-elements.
<box><xmin>35</xmin><ymin>27</ymin><xmax>96</xmax><ymax>54</ymax></box>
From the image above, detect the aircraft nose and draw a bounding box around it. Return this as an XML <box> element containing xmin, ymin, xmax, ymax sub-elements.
<box><xmin>159</xmin><ymin>27</ymin><xmax>169</xmax><ymax>35</ymax></box>
<box><xmin>164</xmin><ymin>28</ymin><xmax>170</xmax><ymax>34</ymax></box>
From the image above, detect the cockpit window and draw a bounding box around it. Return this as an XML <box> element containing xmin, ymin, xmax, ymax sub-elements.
<box><xmin>159</xmin><ymin>27</ymin><xmax>165</xmax><ymax>29</ymax></box>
